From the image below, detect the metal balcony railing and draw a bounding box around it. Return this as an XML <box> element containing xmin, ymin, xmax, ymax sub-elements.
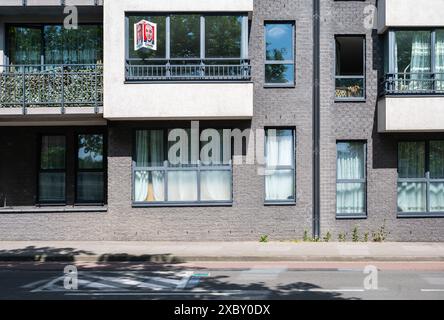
<box><xmin>126</xmin><ymin>59</ymin><xmax>251</xmax><ymax>81</ymax></box>
<box><xmin>0</xmin><ymin>64</ymin><xmax>103</xmax><ymax>114</ymax></box>
<box><xmin>380</xmin><ymin>72</ymin><xmax>444</xmax><ymax>95</ymax></box>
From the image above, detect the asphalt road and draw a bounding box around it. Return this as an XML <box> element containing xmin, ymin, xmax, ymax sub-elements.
<box><xmin>0</xmin><ymin>262</ymin><xmax>443</xmax><ymax>300</ymax></box>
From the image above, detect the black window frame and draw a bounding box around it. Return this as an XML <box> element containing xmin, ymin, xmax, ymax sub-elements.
<box><xmin>263</xmin><ymin>127</ymin><xmax>296</xmax><ymax>205</ymax></box>
<box><xmin>335</xmin><ymin>140</ymin><xmax>367</xmax><ymax>219</ymax></box>
<box><xmin>264</xmin><ymin>21</ymin><xmax>296</xmax><ymax>88</ymax></box>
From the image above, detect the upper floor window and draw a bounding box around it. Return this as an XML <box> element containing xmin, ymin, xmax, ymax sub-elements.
<box><xmin>6</xmin><ymin>24</ymin><xmax>103</xmax><ymax>66</ymax></box>
<box><xmin>335</xmin><ymin>36</ymin><xmax>365</xmax><ymax>100</ymax></box>
<box><xmin>264</xmin><ymin>22</ymin><xmax>295</xmax><ymax>87</ymax></box>
<box><xmin>126</xmin><ymin>14</ymin><xmax>250</xmax><ymax>81</ymax></box>
<box><xmin>383</xmin><ymin>30</ymin><xmax>444</xmax><ymax>94</ymax></box>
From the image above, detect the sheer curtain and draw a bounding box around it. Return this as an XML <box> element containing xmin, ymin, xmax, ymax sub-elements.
<box><xmin>336</xmin><ymin>142</ymin><xmax>365</xmax><ymax>214</ymax></box>
<box><xmin>410</xmin><ymin>31</ymin><xmax>431</xmax><ymax>91</ymax></box>
<box><xmin>435</xmin><ymin>31</ymin><xmax>444</xmax><ymax>91</ymax></box>
<box><xmin>200</xmin><ymin>171</ymin><xmax>231</xmax><ymax>201</ymax></box>
<box><xmin>265</xmin><ymin>130</ymin><xmax>294</xmax><ymax>201</ymax></box>
<box><xmin>134</xmin><ymin>130</ymin><xmax>165</xmax><ymax>202</ymax></box>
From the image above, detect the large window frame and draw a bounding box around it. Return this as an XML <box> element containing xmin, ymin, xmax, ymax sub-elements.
<box><xmin>384</xmin><ymin>28</ymin><xmax>444</xmax><ymax>94</ymax></box>
<box><xmin>124</xmin><ymin>13</ymin><xmax>250</xmax><ymax>81</ymax></box>
<box><xmin>264</xmin><ymin>127</ymin><xmax>296</xmax><ymax>205</ymax></box>
<box><xmin>132</xmin><ymin>128</ymin><xmax>233</xmax><ymax>207</ymax></box>
<box><xmin>264</xmin><ymin>21</ymin><xmax>295</xmax><ymax>88</ymax></box>
<box><xmin>75</xmin><ymin>133</ymin><xmax>107</xmax><ymax>205</ymax></box>
<box><xmin>398</xmin><ymin>140</ymin><xmax>444</xmax><ymax>218</ymax></box>
<box><xmin>334</xmin><ymin>35</ymin><xmax>366</xmax><ymax>102</ymax></box>
<box><xmin>37</xmin><ymin>134</ymin><xmax>67</xmax><ymax>205</ymax></box>
<box><xmin>336</xmin><ymin>140</ymin><xmax>367</xmax><ymax>218</ymax></box>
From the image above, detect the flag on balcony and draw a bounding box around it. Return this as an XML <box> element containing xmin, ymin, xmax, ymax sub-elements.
<box><xmin>134</xmin><ymin>20</ymin><xmax>157</xmax><ymax>51</ymax></box>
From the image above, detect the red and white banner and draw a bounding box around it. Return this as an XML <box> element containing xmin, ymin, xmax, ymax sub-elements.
<box><xmin>134</xmin><ymin>20</ymin><xmax>157</xmax><ymax>51</ymax></box>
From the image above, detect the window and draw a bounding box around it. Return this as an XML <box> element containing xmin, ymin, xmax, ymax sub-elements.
<box><xmin>336</xmin><ymin>141</ymin><xmax>366</xmax><ymax>217</ymax></box>
<box><xmin>76</xmin><ymin>134</ymin><xmax>105</xmax><ymax>204</ymax></box>
<box><xmin>205</xmin><ymin>16</ymin><xmax>243</xmax><ymax>58</ymax></box>
<box><xmin>38</xmin><ymin>135</ymin><xmax>66</xmax><ymax>204</ymax></box>
<box><xmin>7</xmin><ymin>24</ymin><xmax>103</xmax><ymax>66</ymax></box>
<box><xmin>335</xmin><ymin>36</ymin><xmax>365</xmax><ymax>100</ymax></box>
<box><xmin>264</xmin><ymin>129</ymin><xmax>295</xmax><ymax>203</ymax></box>
<box><xmin>264</xmin><ymin>22</ymin><xmax>295</xmax><ymax>86</ymax></box>
<box><xmin>384</xmin><ymin>30</ymin><xmax>444</xmax><ymax>93</ymax></box>
<box><xmin>133</xmin><ymin>129</ymin><xmax>232</xmax><ymax>205</ymax></box>
<box><xmin>398</xmin><ymin>141</ymin><xmax>444</xmax><ymax>216</ymax></box>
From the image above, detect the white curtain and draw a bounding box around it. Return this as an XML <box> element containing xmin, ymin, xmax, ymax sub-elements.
<box><xmin>436</xmin><ymin>31</ymin><xmax>444</xmax><ymax>91</ymax></box>
<box><xmin>336</xmin><ymin>142</ymin><xmax>365</xmax><ymax>214</ymax></box>
<box><xmin>398</xmin><ymin>182</ymin><xmax>426</xmax><ymax>213</ymax></box>
<box><xmin>265</xmin><ymin>129</ymin><xmax>294</xmax><ymax>201</ymax></box>
<box><xmin>168</xmin><ymin>171</ymin><xmax>197</xmax><ymax>201</ymax></box>
<box><xmin>201</xmin><ymin>171</ymin><xmax>231</xmax><ymax>201</ymax></box>
<box><xmin>410</xmin><ymin>32</ymin><xmax>431</xmax><ymax>91</ymax></box>
<box><xmin>134</xmin><ymin>130</ymin><xmax>165</xmax><ymax>202</ymax></box>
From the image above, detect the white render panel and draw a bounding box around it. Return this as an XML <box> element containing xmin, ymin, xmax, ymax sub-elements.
<box><xmin>0</xmin><ymin>0</ymin><xmax>102</xmax><ymax>6</ymax></box>
<box><xmin>378</xmin><ymin>96</ymin><xmax>444</xmax><ymax>132</ymax></box>
<box><xmin>378</xmin><ymin>0</ymin><xmax>444</xmax><ymax>34</ymax></box>
<box><xmin>103</xmin><ymin>0</ymin><xmax>253</xmax><ymax>120</ymax></box>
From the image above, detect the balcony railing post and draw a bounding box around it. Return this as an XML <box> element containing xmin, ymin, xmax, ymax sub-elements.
<box><xmin>94</xmin><ymin>65</ymin><xmax>98</xmax><ymax>114</ymax></box>
<box><xmin>61</xmin><ymin>65</ymin><xmax>65</xmax><ymax>114</ymax></box>
<box><xmin>22</xmin><ymin>67</ymin><xmax>26</xmax><ymax>115</ymax></box>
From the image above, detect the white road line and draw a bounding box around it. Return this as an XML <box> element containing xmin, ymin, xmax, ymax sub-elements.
<box><xmin>421</xmin><ymin>289</ymin><xmax>444</xmax><ymax>292</ymax></box>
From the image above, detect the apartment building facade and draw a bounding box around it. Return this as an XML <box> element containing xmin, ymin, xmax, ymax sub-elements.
<box><xmin>0</xmin><ymin>0</ymin><xmax>443</xmax><ymax>241</ymax></box>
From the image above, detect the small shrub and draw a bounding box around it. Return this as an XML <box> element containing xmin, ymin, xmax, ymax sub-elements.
<box><xmin>303</xmin><ymin>230</ymin><xmax>310</xmax><ymax>242</ymax></box>
<box><xmin>323</xmin><ymin>231</ymin><xmax>332</xmax><ymax>242</ymax></box>
<box><xmin>259</xmin><ymin>235</ymin><xmax>269</xmax><ymax>243</ymax></box>
<box><xmin>372</xmin><ymin>221</ymin><xmax>389</xmax><ymax>242</ymax></box>
<box><xmin>352</xmin><ymin>227</ymin><xmax>360</xmax><ymax>242</ymax></box>
<box><xmin>363</xmin><ymin>232</ymin><xmax>369</xmax><ymax>242</ymax></box>
<box><xmin>338</xmin><ymin>232</ymin><xmax>347</xmax><ymax>242</ymax></box>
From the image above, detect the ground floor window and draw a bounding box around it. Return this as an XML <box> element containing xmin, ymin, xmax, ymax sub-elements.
<box><xmin>133</xmin><ymin>129</ymin><xmax>232</xmax><ymax>205</ymax></box>
<box><xmin>76</xmin><ymin>134</ymin><xmax>105</xmax><ymax>204</ymax></box>
<box><xmin>38</xmin><ymin>135</ymin><xmax>66</xmax><ymax>204</ymax></box>
<box><xmin>398</xmin><ymin>141</ymin><xmax>444</xmax><ymax>215</ymax></box>
<box><xmin>264</xmin><ymin>128</ymin><xmax>295</xmax><ymax>203</ymax></box>
<box><xmin>336</xmin><ymin>141</ymin><xmax>367</xmax><ymax>217</ymax></box>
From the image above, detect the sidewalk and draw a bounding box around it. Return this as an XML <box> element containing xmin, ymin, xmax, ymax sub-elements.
<box><xmin>0</xmin><ymin>241</ymin><xmax>444</xmax><ymax>262</ymax></box>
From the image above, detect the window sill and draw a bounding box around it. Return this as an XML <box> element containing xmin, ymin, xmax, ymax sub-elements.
<box><xmin>336</xmin><ymin>214</ymin><xmax>367</xmax><ymax>220</ymax></box>
<box><xmin>397</xmin><ymin>212</ymin><xmax>444</xmax><ymax>219</ymax></box>
<box><xmin>0</xmin><ymin>205</ymin><xmax>108</xmax><ymax>214</ymax></box>
<box><xmin>334</xmin><ymin>98</ymin><xmax>366</xmax><ymax>103</ymax></box>
<box><xmin>132</xmin><ymin>202</ymin><xmax>233</xmax><ymax>208</ymax></box>
<box><xmin>264</xmin><ymin>84</ymin><xmax>295</xmax><ymax>89</ymax></box>
<box><xmin>264</xmin><ymin>201</ymin><xmax>296</xmax><ymax>206</ymax></box>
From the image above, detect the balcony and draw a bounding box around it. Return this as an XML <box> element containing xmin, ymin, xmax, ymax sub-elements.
<box><xmin>0</xmin><ymin>64</ymin><xmax>103</xmax><ymax>116</ymax></box>
<box><xmin>381</xmin><ymin>73</ymin><xmax>444</xmax><ymax>95</ymax></box>
<box><xmin>126</xmin><ymin>59</ymin><xmax>251</xmax><ymax>82</ymax></box>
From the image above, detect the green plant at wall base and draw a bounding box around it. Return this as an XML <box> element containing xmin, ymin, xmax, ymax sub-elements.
<box><xmin>338</xmin><ymin>232</ymin><xmax>347</xmax><ymax>242</ymax></box>
<box><xmin>372</xmin><ymin>221</ymin><xmax>389</xmax><ymax>242</ymax></box>
<box><xmin>352</xmin><ymin>227</ymin><xmax>360</xmax><ymax>242</ymax></box>
<box><xmin>363</xmin><ymin>232</ymin><xmax>369</xmax><ymax>242</ymax></box>
<box><xmin>303</xmin><ymin>230</ymin><xmax>310</xmax><ymax>242</ymax></box>
<box><xmin>259</xmin><ymin>235</ymin><xmax>269</xmax><ymax>243</ymax></box>
<box><xmin>323</xmin><ymin>231</ymin><xmax>332</xmax><ymax>242</ymax></box>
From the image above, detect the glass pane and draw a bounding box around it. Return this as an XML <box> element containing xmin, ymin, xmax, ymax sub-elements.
<box><xmin>134</xmin><ymin>170</ymin><xmax>165</xmax><ymax>202</ymax></box>
<box><xmin>397</xmin><ymin>182</ymin><xmax>426</xmax><ymax>213</ymax></box>
<box><xmin>136</xmin><ymin>130</ymin><xmax>165</xmax><ymax>167</ymax></box>
<box><xmin>398</xmin><ymin>142</ymin><xmax>425</xmax><ymax>178</ymax></box>
<box><xmin>78</xmin><ymin>134</ymin><xmax>103</xmax><ymax>169</ymax></box>
<box><xmin>265</xmin><ymin>23</ymin><xmax>293</xmax><ymax>61</ymax></box>
<box><xmin>335</xmin><ymin>36</ymin><xmax>364</xmax><ymax>76</ymax></box>
<box><xmin>436</xmin><ymin>30</ymin><xmax>444</xmax><ymax>91</ymax></box>
<box><xmin>41</xmin><ymin>136</ymin><xmax>66</xmax><ymax>170</ymax></box>
<box><xmin>39</xmin><ymin>172</ymin><xmax>65</xmax><ymax>202</ymax></box>
<box><xmin>395</xmin><ymin>31</ymin><xmax>432</xmax><ymax>91</ymax></box>
<box><xmin>336</xmin><ymin>183</ymin><xmax>365</xmax><ymax>214</ymax></box>
<box><xmin>167</xmin><ymin>128</ymin><xmax>194</xmax><ymax>167</ymax></box>
<box><xmin>265</xmin><ymin>129</ymin><xmax>294</xmax><ymax>167</ymax></box>
<box><xmin>205</xmin><ymin>15</ymin><xmax>242</xmax><ymax>58</ymax></box>
<box><xmin>200</xmin><ymin>129</ymin><xmax>225</xmax><ymax>165</ymax></box>
<box><xmin>167</xmin><ymin>171</ymin><xmax>198</xmax><ymax>201</ymax></box>
<box><xmin>77</xmin><ymin>172</ymin><xmax>104</xmax><ymax>203</ymax></box>
<box><xmin>200</xmin><ymin>171</ymin><xmax>231</xmax><ymax>201</ymax></box>
<box><xmin>430</xmin><ymin>182</ymin><xmax>444</xmax><ymax>212</ymax></box>
<box><xmin>430</xmin><ymin>141</ymin><xmax>444</xmax><ymax>179</ymax></box>
<box><xmin>128</xmin><ymin>15</ymin><xmax>166</xmax><ymax>59</ymax></box>
<box><xmin>265</xmin><ymin>64</ymin><xmax>294</xmax><ymax>84</ymax></box>
<box><xmin>7</xmin><ymin>26</ymin><xmax>42</xmax><ymax>65</ymax></box>
<box><xmin>171</xmin><ymin>15</ymin><xmax>200</xmax><ymax>58</ymax></box>
<box><xmin>265</xmin><ymin>169</ymin><xmax>294</xmax><ymax>201</ymax></box>
<box><xmin>337</xmin><ymin>142</ymin><xmax>365</xmax><ymax>180</ymax></box>
<box><xmin>44</xmin><ymin>25</ymin><xmax>103</xmax><ymax>64</ymax></box>
<box><xmin>335</xmin><ymin>78</ymin><xmax>364</xmax><ymax>98</ymax></box>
